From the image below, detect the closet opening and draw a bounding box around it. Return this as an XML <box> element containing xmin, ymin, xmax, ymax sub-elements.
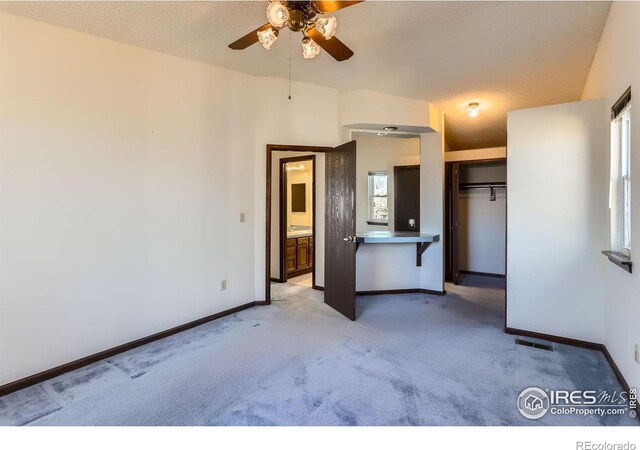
<box><xmin>445</xmin><ymin>159</ymin><xmax>507</xmax><ymax>285</ymax></box>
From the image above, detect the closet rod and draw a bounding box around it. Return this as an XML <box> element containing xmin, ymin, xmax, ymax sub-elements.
<box><xmin>459</xmin><ymin>183</ymin><xmax>506</xmax><ymax>190</ymax></box>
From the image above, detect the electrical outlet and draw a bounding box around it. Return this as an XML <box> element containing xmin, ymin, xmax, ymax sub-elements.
<box><xmin>240</xmin><ymin>212</ymin><xmax>245</xmax><ymax>223</ymax></box>
<box><xmin>221</xmin><ymin>280</ymin><xmax>227</xmax><ymax>291</ymax></box>
<box><xmin>635</xmin><ymin>343</ymin><xmax>639</xmax><ymax>365</ymax></box>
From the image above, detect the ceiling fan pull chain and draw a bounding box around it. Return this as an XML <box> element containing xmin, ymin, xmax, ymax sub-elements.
<box><xmin>288</xmin><ymin>29</ymin><xmax>292</xmax><ymax>100</ymax></box>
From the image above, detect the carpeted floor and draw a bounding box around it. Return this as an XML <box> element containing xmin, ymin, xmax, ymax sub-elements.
<box><xmin>0</xmin><ymin>275</ymin><xmax>636</xmax><ymax>426</ymax></box>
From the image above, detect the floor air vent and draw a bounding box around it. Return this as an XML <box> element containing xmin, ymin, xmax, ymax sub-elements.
<box><xmin>515</xmin><ymin>338</ymin><xmax>553</xmax><ymax>352</ymax></box>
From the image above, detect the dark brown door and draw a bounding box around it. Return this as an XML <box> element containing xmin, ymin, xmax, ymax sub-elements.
<box><xmin>445</xmin><ymin>164</ymin><xmax>453</xmax><ymax>282</ymax></box>
<box><xmin>394</xmin><ymin>165</ymin><xmax>420</xmax><ymax>232</ymax></box>
<box><xmin>325</xmin><ymin>141</ymin><xmax>357</xmax><ymax>320</ymax></box>
<box><xmin>450</xmin><ymin>163</ymin><xmax>461</xmax><ymax>285</ymax></box>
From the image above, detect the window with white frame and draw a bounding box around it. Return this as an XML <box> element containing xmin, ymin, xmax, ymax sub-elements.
<box><xmin>610</xmin><ymin>88</ymin><xmax>632</xmax><ymax>254</ymax></box>
<box><xmin>368</xmin><ymin>171</ymin><xmax>388</xmax><ymax>224</ymax></box>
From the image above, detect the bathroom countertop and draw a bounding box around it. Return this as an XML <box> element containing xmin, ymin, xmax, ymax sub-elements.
<box><xmin>287</xmin><ymin>229</ymin><xmax>313</xmax><ymax>238</ymax></box>
<box><xmin>355</xmin><ymin>231</ymin><xmax>440</xmax><ymax>244</ymax></box>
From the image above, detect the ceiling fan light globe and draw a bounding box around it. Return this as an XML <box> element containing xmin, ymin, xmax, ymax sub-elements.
<box><xmin>316</xmin><ymin>16</ymin><xmax>337</xmax><ymax>39</ymax></box>
<box><xmin>301</xmin><ymin>37</ymin><xmax>321</xmax><ymax>59</ymax></box>
<box><xmin>257</xmin><ymin>28</ymin><xmax>278</xmax><ymax>49</ymax></box>
<box><xmin>266</xmin><ymin>1</ymin><xmax>289</xmax><ymax>28</ymax></box>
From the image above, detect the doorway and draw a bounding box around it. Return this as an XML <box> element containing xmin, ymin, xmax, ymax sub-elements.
<box><xmin>445</xmin><ymin>159</ymin><xmax>507</xmax><ymax>285</ymax></box>
<box><xmin>280</xmin><ymin>156</ymin><xmax>315</xmax><ymax>286</ymax></box>
<box><xmin>266</xmin><ymin>145</ymin><xmax>329</xmax><ymax>304</ymax></box>
<box><xmin>265</xmin><ymin>142</ymin><xmax>358</xmax><ymax>321</ymax></box>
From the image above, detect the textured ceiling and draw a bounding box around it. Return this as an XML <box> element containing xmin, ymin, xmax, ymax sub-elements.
<box><xmin>0</xmin><ymin>1</ymin><xmax>611</xmax><ymax>150</ymax></box>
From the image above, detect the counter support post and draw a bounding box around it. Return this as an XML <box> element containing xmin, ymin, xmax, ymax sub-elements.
<box><xmin>416</xmin><ymin>242</ymin><xmax>431</xmax><ymax>267</ymax></box>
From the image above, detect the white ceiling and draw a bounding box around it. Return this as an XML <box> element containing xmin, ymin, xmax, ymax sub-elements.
<box><xmin>0</xmin><ymin>1</ymin><xmax>611</xmax><ymax>150</ymax></box>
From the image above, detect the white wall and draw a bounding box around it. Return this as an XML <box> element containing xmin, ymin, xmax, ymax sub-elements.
<box><xmin>340</xmin><ymin>90</ymin><xmax>438</xmax><ymax>132</ymax></box>
<box><xmin>582</xmin><ymin>1</ymin><xmax>640</xmax><ymax>388</ymax></box>
<box><xmin>507</xmin><ymin>99</ymin><xmax>607</xmax><ymax>344</ymax></box>
<box><xmin>0</xmin><ymin>12</ymin><xmax>259</xmax><ymax>385</ymax></box>
<box><xmin>459</xmin><ymin>191</ymin><xmax>506</xmax><ymax>275</ymax></box>
<box><xmin>356</xmin><ymin>244</ymin><xmax>423</xmax><ymax>292</ymax></box>
<box><xmin>419</xmin><ymin>115</ymin><xmax>446</xmax><ymax>293</ymax></box>
<box><xmin>444</xmin><ymin>147</ymin><xmax>507</xmax><ymax>162</ymax></box>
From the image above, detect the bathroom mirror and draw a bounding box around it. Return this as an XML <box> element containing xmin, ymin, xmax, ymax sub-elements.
<box><xmin>291</xmin><ymin>183</ymin><xmax>306</xmax><ymax>212</ymax></box>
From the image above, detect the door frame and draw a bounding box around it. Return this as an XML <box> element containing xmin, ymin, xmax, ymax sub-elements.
<box><xmin>393</xmin><ymin>164</ymin><xmax>421</xmax><ymax>232</ymax></box>
<box><xmin>265</xmin><ymin>144</ymin><xmax>330</xmax><ymax>304</ymax></box>
<box><xmin>279</xmin><ymin>155</ymin><xmax>316</xmax><ymax>283</ymax></box>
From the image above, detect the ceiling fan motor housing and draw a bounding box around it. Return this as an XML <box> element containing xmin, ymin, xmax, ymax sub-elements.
<box><xmin>283</xmin><ymin>1</ymin><xmax>319</xmax><ymax>31</ymax></box>
<box><xmin>287</xmin><ymin>9</ymin><xmax>306</xmax><ymax>31</ymax></box>
<box><xmin>284</xmin><ymin>1</ymin><xmax>320</xmax><ymax>18</ymax></box>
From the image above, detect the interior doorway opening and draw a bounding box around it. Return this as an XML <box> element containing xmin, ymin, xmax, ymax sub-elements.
<box><xmin>280</xmin><ymin>156</ymin><xmax>315</xmax><ymax>287</ymax></box>
<box><xmin>265</xmin><ymin>145</ymin><xmax>329</xmax><ymax>305</ymax></box>
<box><xmin>444</xmin><ymin>157</ymin><xmax>508</xmax><ymax>331</ymax></box>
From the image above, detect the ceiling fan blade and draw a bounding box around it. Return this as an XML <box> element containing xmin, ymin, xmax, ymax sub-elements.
<box><xmin>228</xmin><ymin>23</ymin><xmax>272</xmax><ymax>50</ymax></box>
<box><xmin>308</xmin><ymin>28</ymin><xmax>354</xmax><ymax>61</ymax></box>
<box><xmin>313</xmin><ymin>1</ymin><xmax>363</xmax><ymax>13</ymax></box>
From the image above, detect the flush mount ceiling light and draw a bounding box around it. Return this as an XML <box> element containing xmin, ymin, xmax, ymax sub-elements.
<box><xmin>383</xmin><ymin>126</ymin><xmax>398</xmax><ymax>131</ymax></box>
<box><xmin>467</xmin><ymin>102</ymin><xmax>480</xmax><ymax>118</ymax></box>
<box><xmin>228</xmin><ymin>1</ymin><xmax>362</xmax><ymax>61</ymax></box>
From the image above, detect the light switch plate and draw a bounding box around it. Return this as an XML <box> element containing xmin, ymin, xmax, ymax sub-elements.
<box><xmin>221</xmin><ymin>280</ymin><xmax>227</xmax><ymax>291</ymax></box>
<box><xmin>240</xmin><ymin>212</ymin><xmax>245</xmax><ymax>223</ymax></box>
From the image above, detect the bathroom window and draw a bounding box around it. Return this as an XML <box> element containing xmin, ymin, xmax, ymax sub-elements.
<box><xmin>368</xmin><ymin>171</ymin><xmax>388</xmax><ymax>225</ymax></box>
<box><xmin>610</xmin><ymin>88</ymin><xmax>632</xmax><ymax>254</ymax></box>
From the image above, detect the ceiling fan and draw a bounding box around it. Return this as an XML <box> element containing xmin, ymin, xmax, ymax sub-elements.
<box><xmin>228</xmin><ymin>1</ymin><xmax>362</xmax><ymax>61</ymax></box>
